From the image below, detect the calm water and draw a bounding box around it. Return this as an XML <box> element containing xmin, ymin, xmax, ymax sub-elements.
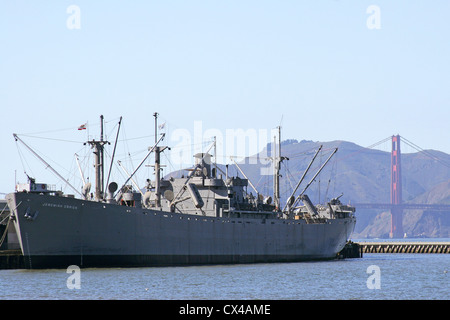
<box><xmin>0</xmin><ymin>253</ymin><xmax>448</xmax><ymax>300</ymax></box>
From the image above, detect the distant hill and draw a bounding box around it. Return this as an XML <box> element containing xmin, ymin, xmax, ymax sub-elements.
<box><xmin>358</xmin><ymin>179</ymin><xmax>450</xmax><ymax>238</ymax></box>
<box><xmin>166</xmin><ymin>139</ymin><xmax>450</xmax><ymax>239</ymax></box>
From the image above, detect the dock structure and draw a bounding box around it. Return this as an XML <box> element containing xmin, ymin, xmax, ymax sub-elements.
<box><xmin>357</xmin><ymin>242</ymin><xmax>450</xmax><ymax>254</ymax></box>
<box><xmin>0</xmin><ymin>250</ymin><xmax>24</xmax><ymax>269</ymax></box>
<box><xmin>337</xmin><ymin>241</ymin><xmax>363</xmax><ymax>258</ymax></box>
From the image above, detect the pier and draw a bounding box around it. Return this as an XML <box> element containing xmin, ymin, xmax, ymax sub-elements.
<box><xmin>357</xmin><ymin>241</ymin><xmax>450</xmax><ymax>254</ymax></box>
<box><xmin>0</xmin><ymin>250</ymin><xmax>24</xmax><ymax>269</ymax></box>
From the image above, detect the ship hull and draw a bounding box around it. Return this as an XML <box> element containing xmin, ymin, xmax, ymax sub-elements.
<box><xmin>6</xmin><ymin>192</ymin><xmax>355</xmax><ymax>269</ymax></box>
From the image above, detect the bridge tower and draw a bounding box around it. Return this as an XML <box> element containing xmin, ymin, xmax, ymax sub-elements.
<box><xmin>390</xmin><ymin>135</ymin><xmax>404</xmax><ymax>238</ymax></box>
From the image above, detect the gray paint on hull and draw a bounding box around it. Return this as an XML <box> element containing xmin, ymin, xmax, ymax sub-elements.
<box><xmin>7</xmin><ymin>193</ymin><xmax>355</xmax><ymax>269</ymax></box>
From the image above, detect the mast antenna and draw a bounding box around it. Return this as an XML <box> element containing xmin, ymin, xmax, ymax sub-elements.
<box><xmin>153</xmin><ymin>112</ymin><xmax>159</xmax><ymax>143</ymax></box>
<box><xmin>85</xmin><ymin>115</ymin><xmax>110</xmax><ymax>201</ymax></box>
<box><xmin>273</xmin><ymin>125</ymin><xmax>287</xmax><ymax>211</ymax></box>
<box><xmin>105</xmin><ymin>116</ymin><xmax>122</xmax><ymax>191</ymax></box>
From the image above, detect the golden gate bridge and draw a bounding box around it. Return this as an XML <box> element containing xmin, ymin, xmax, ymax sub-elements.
<box><xmin>353</xmin><ymin>135</ymin><xmax>450</xmax><ymax>238</ymax></box>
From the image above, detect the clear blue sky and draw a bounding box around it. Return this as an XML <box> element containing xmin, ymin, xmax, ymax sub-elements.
<box><xmin>1</xmin><ymin>1</ymin><xmax>449</xmax><ymax>195</ymax></box>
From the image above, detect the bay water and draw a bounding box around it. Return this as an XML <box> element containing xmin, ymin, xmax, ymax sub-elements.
<box><xmin>1</xmin><ymin>251</ymin><xmax>448</xmax><ymax>300</ymax></box>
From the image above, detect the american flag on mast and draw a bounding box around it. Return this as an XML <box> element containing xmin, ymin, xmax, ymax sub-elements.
<box><xmin>78</xmin><ymin>123</ymin><xmax>87</xmax><ymax>130</ymax></box>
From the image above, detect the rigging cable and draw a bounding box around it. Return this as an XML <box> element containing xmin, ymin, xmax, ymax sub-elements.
<box><xmin>15</xmin><ymin>138</ymin><xmax>35</xmax><ymax>181</ymax></box>
<box><xmin>400</xmin><ymin>136</ymin><xmax>450</xmax><ymax>169</ymax></box>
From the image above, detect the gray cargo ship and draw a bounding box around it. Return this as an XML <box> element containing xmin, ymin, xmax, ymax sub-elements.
<box><xmin>5</xmin><ymin>114</ymin><xmax>356</xmax><ymax>269</ymax></box>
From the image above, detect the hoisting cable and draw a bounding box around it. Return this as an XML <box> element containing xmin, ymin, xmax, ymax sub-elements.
<box><xmin>13</xmin><ymin>134</ymin><xmax>83</xmax><ymax>198</ymax></box>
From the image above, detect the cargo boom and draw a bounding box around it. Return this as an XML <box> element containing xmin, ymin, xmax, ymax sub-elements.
<box><xmin>6</xmin><ymin>114</ymin><xmax>355</xmax><ymax>269</ymax></box>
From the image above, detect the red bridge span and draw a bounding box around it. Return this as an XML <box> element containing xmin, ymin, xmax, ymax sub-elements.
<box><xmin>352</xmin><ymin>135</ymin><xmax>450</xmax><ymax>238</ymax></box>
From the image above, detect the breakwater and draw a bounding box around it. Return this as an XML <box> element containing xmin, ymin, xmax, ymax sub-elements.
<box><xmin>357</xmin><ymin>241</ymin><xmax>450</xmax><ymax>254</ymax></box>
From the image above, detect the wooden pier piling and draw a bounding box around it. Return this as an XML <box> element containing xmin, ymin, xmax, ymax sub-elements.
<box><xmin>0</xmin><ymin>250</ymin><xmax>25</xmax><ymax>269</ymax></box>
<box><xmin>357</xmin><ymin>241</ymin><xmax>450</xmax><ymax>254</ymax></box>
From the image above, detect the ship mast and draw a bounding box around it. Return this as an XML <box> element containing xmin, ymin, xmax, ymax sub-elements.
<box><xmin>85</xmin><ymin>115</ymin><xmax>110</xmax><ymax>201</ymax></box>
<box><xmin>273</xmin><ymin>126</ymin><xmax>287</xmax><ymax>211</ymax></box>
<box><xmin>153</xmin><ymin>112</ymin><xmax>168</xmax><ymax>208</ymax></box>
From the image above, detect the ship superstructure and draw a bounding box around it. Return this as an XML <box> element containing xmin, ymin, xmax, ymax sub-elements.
<box><xmin>5</xmin><ymin>114</ymin><xmax>355</xmax><ymax>268</ymax></box>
